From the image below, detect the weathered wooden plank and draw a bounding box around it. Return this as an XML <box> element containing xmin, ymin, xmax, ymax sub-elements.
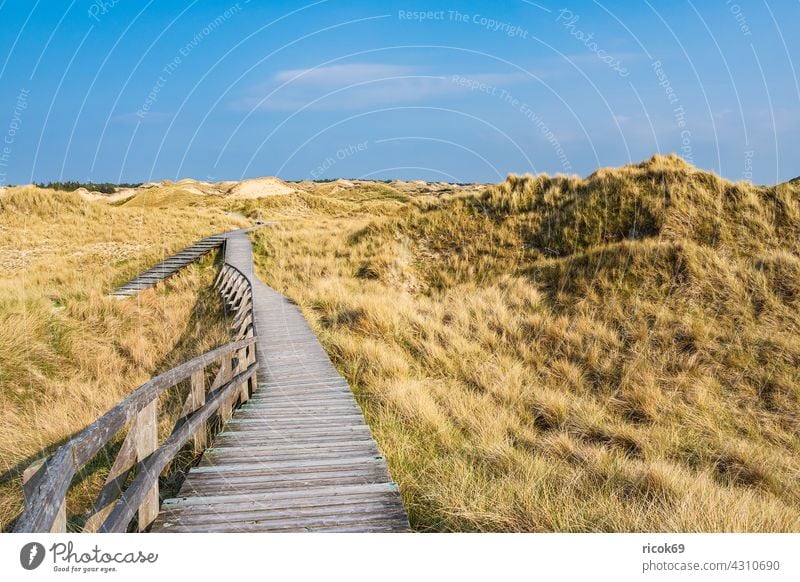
<box><xmin>213</xmin><ymin>265</ymin><xmax>228</xmax><ymax>288</ymax></box>
<box><xmin>250</xmin><ymin>393</ymin><xmax>358</xmax><ymax>404</ymax></box>
<box><xmin>255</xmin><ymin>382</ymin><xmax>354</xmax><ymax>392</ymax></box>
<box><xmin>233</xmin><ymin>314</ymin><xmax>252</xmax><ymax>336</ymax></box>
<box><xmin>234</xmin><ymin>324</ymin><xmax>254</xmax><ymax>341</ymax></box>
<box><xmin>252</xmin><ymin>379</ymin><xmax>351</xmax><ymax>391</ymax></box>
<box><xmin>226</xmin><ymin>417</ymin><xmax>369</xmax><ymax>430</ymax></box>
<box><xmin>193</xmin><ymin>455</ymin><xmax>384</xmax><ymax>474</ymax></box>
<box><xmin>250</xmin><ymin>385</ymin><xmax>352</xmax><ymax>396</ymax></box>
<box><xmin>236</xmin><ymin>346</ymin><xmax>253</xmax><ymax>404</ymax></box>
<box><xmin>181</xmin><ymin>477</ymin><xmax>394</xmax><ymax>498</ymax></box>
<box><xmin>115</xmin><ymin>282</ymin><xmax>158</xmax><ymax>289</ymax></box>
<box><xmin>235</xmin><ymin>410</ymin><xmax>365</xmax><ymax>421</ymax></box>
<box><xmin>231</xmin><ymin>302</ymin><xmax>252</xmax><ymax>328</ymax></box>
<box><xmin>99</xmin><ymin>363</ymin><xmax>257</xmax><ymax>532</ymax></box>
<box><xmin>296</xmin><ymin>521</ymin><xmax>410</xmax><ymax>533</ymax></box>
<box><xmin>226</xmin><ymin>422</ymin><xmax>370</xmax><ymax>434</ymax></box>
<box><xmin>157</xmin><ymin>521</ymin><xmax>408</xmax><ymax>533</ymax></box>
<box><xmin>236</xmin><ymin>416</ymin><xmax>366</xmax><ymax>426</ymax></box>
<box><xmin>254</xmin><ymin>385</ymin><xmax>356</xmax><ymax>396</ymax></box>
<box><xmin>189</xmin><ymin>370</ymin><xmax>206</xmax><ymax>454</ymax></box>
<box><xmin>22</xmin><ymin>460</ymin><xmax>67</xmax><ymax>533</ymax></box>
<box><xmin>156</xmin><ymin>510</ymin><xmax>410</xmax><ymax>532</ymax></box>
<box><xmin>215</xmin><ymin>424</ymin><xmax>372</xmax><ymax>437</ymax></box>
<box><xmin>216</xmin><ymin>268</ymin><xmax>233</xmax><ymax>291</ymax></box>
<box><xmin>83</xmin><ymin>425</ymin><xmax>138</xmax><ymax>532</ymax></box>
<box><xmin>157</xmin><ymin>495</ymin><xmax>403</xmax><ymax>522</ymax></box>
<box><xmin>204</xmin><ymin>440</ymin><xmax>381</xmax><ymax>455</ymax></box>
<box><xmin>248</xmin><ymin>391</ymin><xmax>354</xmax><ymax>402</ymax></box>
<box><xmin>248</xmin><ymin>398</ymin><xmax>361</xmax><ymax>409</ymax></box>
<box><xmin>128</xmin><ymin>274</ymin><xmax>175</xmax><ymax>281</ymax></box>
<box><xmin>202</xmin><ymin>447</ymin><xmax>381</xmax><ymax>465</ymax></box>
<box><xmin>260</xmin><ymin>374</ymin><xmax>343</xmax><ymax>384</ymax></box>
<box><xmin>230</xmin><ymin>285</ymin><xmax>250</xmax><ymax>309</ymax></box>
<box><xmin>252</xmin><ymin>395</ymin><xmax>359</xmax><ymax>405</ymax></box>
<box><xmin>209</xmin><ymin>437</ymin><xmax>378</xmax><ymax>452</ymax></box>
<box><xmin>208</xmin><ymin>356</ymin><xmax>231</xmax><ymax>392</ymax></box>
<box><xmin>239</xmin><ymin>401</ymin><xmax>361</xmax><ymax>412</ymax></box>
<box><xmin>200</xmin><ymin>431</ymin><xmax>372</xmax><ymax>447</ymax></box>
<box><xmin>135</xmin><ymin>400</ymin><xmax>159</xmax><ymax>532</ymax></box>
<box><xmin>260</xmin><ymin>373</ymin><xmax>344</xmax><ymax>384</ymax></box>
<box><xmin>161</xmin><ymin>494</ymin><xmax>406</xmax><ymax>519</ymax></box>
<box><xmin>223</xmin><ymin>278</ymin><xmax>246</xmax><ymax>303</ymax></box>
<box><xmin>156</xmin><ymin>502</ymin><xmax>406</xmax><ymax>528</ymax></box>
<box><xmin>163</xmin><ymin>482</ymin><xmax>398</xmax><ymax>507</ymax></box>
<box><xmin>253</xmin><ymin>383</ymin><xmax>354</xmax><ymax>393</ymax></box>
<box><xmin>163</xmin><ymin>252</ymin><xmax>205</xmax><ymax>258</ymax></box>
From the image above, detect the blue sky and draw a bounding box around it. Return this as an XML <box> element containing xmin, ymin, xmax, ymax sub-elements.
<box><xmin>0</xmin><ymin>0</ymin><xmax>797</xmax><ymax>185</ymax></box>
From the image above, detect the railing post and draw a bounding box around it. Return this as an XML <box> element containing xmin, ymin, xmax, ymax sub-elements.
<box><xmin>221</xmin><ymin>352</ymin><xmax>239</xmax><ymax>421</ymax></box>
<box><xmin>213</xmin><ymin>265</ymin><xmax>228</xmax><ymax>289</ymax></box>
<box><xmin>135</xmin><ymin>400</ymin><xmax>158</xmax><ymax>531</ymax></box>
<box><xmin>189</xmin><ymin>370</ymin><xmax>207</xmax><ymax>454</ymax></box>
<box><xmin>23</xmin><ymin>460</ymin><xmax>66</xmax><ymax>532</ymax></box>
<box><xmin>247</xmin><ymin>344</ymin><xmax>257</xmax><ymax>396</ymax></box>
<box><xmin>230</xmin><ymin>282</ymin><xmax>247</xmax><ymax>310</ymax></box>
<box><xmin>238</xmin><ymin>346</ymin><xmax>250</xmax><ymax>403</ymax></box>
<box><xmin>83</xmin><ymin>425</ymin><xmax>138</xmax><ymax>532</ymax></box>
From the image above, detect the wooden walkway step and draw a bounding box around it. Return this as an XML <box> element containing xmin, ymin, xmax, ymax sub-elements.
<box><xmin>151</xmin><ymin>230</ymin><xmax>409</xmax><ymax>532</ymax></box>
<box><xmin>110</xmin><ymin>233</ymin><xmax>230</xmax><ymax>297</ymax></box>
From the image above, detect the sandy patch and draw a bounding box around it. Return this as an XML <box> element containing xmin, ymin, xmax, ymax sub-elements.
<box><xmin>226</xmin><ymin>177</ymin><xmax>296</xmax><ymax>199</ymax></box>
<box><xmin>0</xmin><ymin>247</ymin><xmax>55</xmax><ymax>272</ymax></box>
<box><xmin>75</xmin><ymin>187</ymin><xmax>107</xmax><ymax>202</ymax></box>
<box><xmin>104</xmin><ymin>188</ymin><xmax>138</xmax><ymax>203</ymax></box>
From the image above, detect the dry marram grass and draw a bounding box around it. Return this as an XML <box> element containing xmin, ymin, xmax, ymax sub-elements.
<box><xmin>0</xmin><ymin>187</ymin><xmax>246</xmax><ymax>530</ymax></box>
<box><xmin>241</xmin><ymin>155</ymin><xmax>800</xmax><ymax>531</ymax></box>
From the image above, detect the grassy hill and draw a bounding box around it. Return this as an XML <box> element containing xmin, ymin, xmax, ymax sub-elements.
<box><xmin>239</xmin><ymin>154</ymin><xmax>800</xmax><ymax>531</ymax></box>
<box><xmin>119</xmin><ymin>186</ymin><xmax>204</xmax><ymax>208</ymax></box>
<box><xmin>1</xmin><ymin>158</ymin><xmax>798</xmax><ymax>532</ymax></box>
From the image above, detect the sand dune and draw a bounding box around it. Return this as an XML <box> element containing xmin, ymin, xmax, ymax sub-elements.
<box><xmin>226</xmin><ymin>177</ymin><xmax>296</xmax><ymax>199</ymax></box>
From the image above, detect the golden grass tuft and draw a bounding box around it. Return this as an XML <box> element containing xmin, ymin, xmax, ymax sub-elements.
<box><xmin>120</xmin><ymin>186</ymin><xmax>205</xmax><ymax>208</ymax></box>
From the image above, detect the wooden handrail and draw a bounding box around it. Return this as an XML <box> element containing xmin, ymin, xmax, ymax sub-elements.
<box><xmin>216</xmin><ymin>262</ymin><xmax>257</xmax><ymax>342</ymax></box>
<box><xmin>99</xmin><ymin>363</ymin><xmax>257</xmax><ymax>532</ymax></box>
<box><xmin>15</xmin><ymin>259</ymin><xmax>259</xmax><ymax>533</ymax></box>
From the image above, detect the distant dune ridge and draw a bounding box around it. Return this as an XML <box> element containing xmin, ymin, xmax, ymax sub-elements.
<box><xmin>3</xmin><ymin>175</ymin><xmax>491</xmax><ymax>207</ymax></box>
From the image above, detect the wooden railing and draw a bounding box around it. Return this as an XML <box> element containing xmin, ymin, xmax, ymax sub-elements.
<box><xmin>14</xmin><ymin>260</ymin><xmax>258</xmax><ymax>533</ymax></box>
<box><xmin>215</xmin><ymin>262</ymin><xmax>256</xmax><ymax>342</ymax></box>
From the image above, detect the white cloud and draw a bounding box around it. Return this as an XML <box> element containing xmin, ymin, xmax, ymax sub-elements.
<box><xmin>231</xmin><ymin>63</ymin><xmax>529</xmax><ymax>112</ymax></box>
<box><xmin>272</xmin><ymin>63</ymin><xmax>414</xmax><ymax>85</ymax></box>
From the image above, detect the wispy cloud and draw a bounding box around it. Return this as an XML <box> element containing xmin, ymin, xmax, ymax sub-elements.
<box><xmin>272</xmin><ymin>63</ymin><xmax>412</xmax><ymax>85</ymax></box>
<box><xmin>232</xmin><ymin>63</ymin><xmax>529</xmax><ymax>112</ymax></box>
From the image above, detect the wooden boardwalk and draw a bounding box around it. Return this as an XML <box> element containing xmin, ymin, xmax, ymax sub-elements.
<box><xmin>110</xmin><ymin>233</ymin><xmax>229</xmax><ymax>297</ymax></box>
<box><xmin>151</xmin><ymin>230</ymin><xmax>409</xmax><ymax>532</ymax></box>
